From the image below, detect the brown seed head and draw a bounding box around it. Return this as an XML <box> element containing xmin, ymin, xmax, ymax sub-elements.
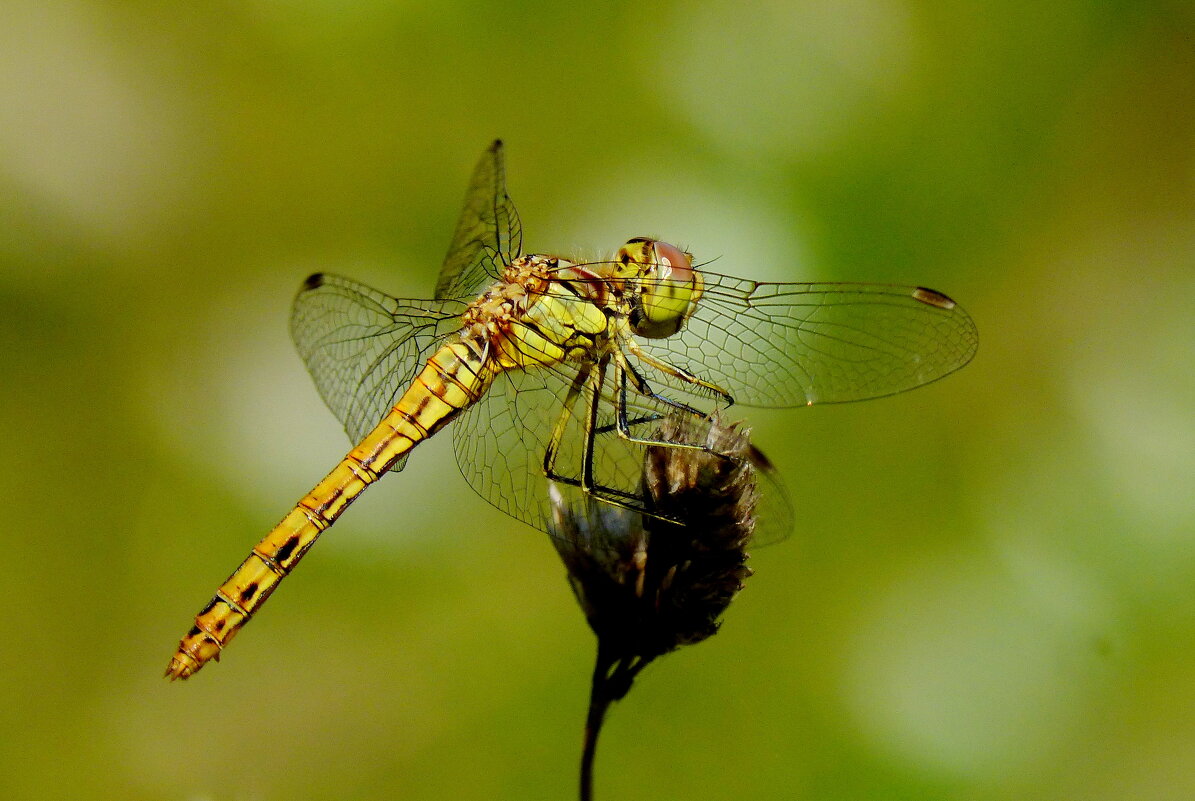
<box><xmin>549</xmin><ymin>415</ymin><xmax>761</xmax><ymax>677</ymax></box>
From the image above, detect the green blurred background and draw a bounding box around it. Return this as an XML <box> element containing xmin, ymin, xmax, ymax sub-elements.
<box><xmin>2</xmin><ymin>1</ymin><xmax>1193</xmax><ymax>799</ymax></box>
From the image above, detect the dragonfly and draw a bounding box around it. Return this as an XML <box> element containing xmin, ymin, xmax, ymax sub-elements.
<box><xmin>165</xmin><ymin>140</ymin><xmax>978</xmax><ymax>680</ymax></box>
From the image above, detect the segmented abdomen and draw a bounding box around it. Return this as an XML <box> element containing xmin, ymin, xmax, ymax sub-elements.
<box><xmin>166</xmin><ymin>339</ymin><xmax>491</xmax><ymax>679</ymax></box>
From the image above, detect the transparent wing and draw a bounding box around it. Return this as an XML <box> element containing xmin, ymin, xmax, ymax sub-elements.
<box><xmin>445</xmin><ymin>268</ymin><xmax>973</xmax><ymax>539</ymax></box>
<box><xmin>450</xmin><ymin>348</ymin><xmax>753</xmax><ymax>538</ymax></box>
<box><xmin>434</xmin><ymin>140</ymin><xmax>523</xmax><ymax>300</ymax></box>
<box><xmin>448</xmin><ymin>360</ymin><xmax>577</xmax><ymax>533</ymax></box>
<box><xmin>628</xmin><ymin>271</ymin><xmax>979</xmax><ymax>408</ymax></box>
<box><xmin>290</xmin><ymin>273</ymin><xmax>466</xmax><ymax>470</ymax></box>
<box><xmin>739</xmin><ymin>440</ymin><xmax>794</xmax><ymax>547</ymax></box>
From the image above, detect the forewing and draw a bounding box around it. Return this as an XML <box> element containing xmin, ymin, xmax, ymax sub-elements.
<box><xmin>435</xmin><ymin>140</ymin><xmax>523</xmax><ymax>300</ymax></box>
<box><xmin>633</xmin><ymin>273</ymin><xmax>978</xmax><ymax>408</ymax></box>
<box><xmin>291</xmin><ymin>273</ymin><xmax>466</xmax><ymax>470</ymax></box>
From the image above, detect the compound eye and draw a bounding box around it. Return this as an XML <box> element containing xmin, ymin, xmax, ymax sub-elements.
<box><xmin>652</xmin><ymin>240</ymin><xmax>693</xmax><ymax>282</ymax></box>
<box><xmin>631</xmin><ymin>240</ymin><xmax>702</xmax><ymax>339</ymax></box>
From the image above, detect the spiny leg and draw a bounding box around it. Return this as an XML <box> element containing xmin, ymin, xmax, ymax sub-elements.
<box><xmin>583</xmin><ymin>359</ymin><xmax>696</xmax><ymax>509</ymax></box>
<box><xmin>617</xmin><ymin>350</ymin><xmax>707</xmax><ymax>421</ymax></box>
<box><xmin>543</xmin><ymin>363</ymin><xmax>592</xmax><ymax>478</ymax></box>
<box><xmin>593</xmin><ymin>413</ymin><xmax>663</xmax><ymax>439</ymax></box>
<box><xmin>621</xmin><ymin>336</ymin><xmax>734</xmax><ymax>407</ymax></box>
<box><xmin>580</xmin><ymin>357</ymin><xmax>605</xmax><ymax>491</ymax></box>
<box><xmin>545</xmin><ymin>357</ymin><xmax>648</xmax><ymax>510</ymax></box>
<box><xmin>611</xmin><ymin>353</ymin><xmax>709</xmax><ymax>451</ymax></box>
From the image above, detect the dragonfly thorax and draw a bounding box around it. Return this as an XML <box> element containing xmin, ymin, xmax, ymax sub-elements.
<box><xmin>460</xmin><ymin>254</ymin><xmax>612</xmax><ymax>371</ymax></box>
<box><xmin>461</xmin><ymin>255</ymin><xmax>559</xmax><ymax>327</ymax></box>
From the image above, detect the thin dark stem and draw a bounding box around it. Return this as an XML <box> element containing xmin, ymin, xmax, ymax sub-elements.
<box><xmin>580</xmin><ymin>642</ymin><xmax>655</xmax><ymax>801</ymax></box>
<box><xmin>581</xmin><ymin>646</ymin><xmax>616</xmax><ymax>801</ymax></box>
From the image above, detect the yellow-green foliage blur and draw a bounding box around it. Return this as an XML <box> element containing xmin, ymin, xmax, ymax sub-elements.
<box><xmin>2</xmin><ymin>1</ymin><xmax>1192</xmax><ymax>799</ymax></box>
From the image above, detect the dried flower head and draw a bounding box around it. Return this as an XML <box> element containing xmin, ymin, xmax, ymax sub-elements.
<box><xmin>548</xmin><ymin>414</ymin><xmax>776</xmax><ymax>800</ymax></box>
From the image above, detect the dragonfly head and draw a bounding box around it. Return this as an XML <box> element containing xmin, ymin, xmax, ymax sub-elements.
<box><xmin>617</xmin><ymin>238</ymin><xmax>704</xmax><ymax>339</ymax></box>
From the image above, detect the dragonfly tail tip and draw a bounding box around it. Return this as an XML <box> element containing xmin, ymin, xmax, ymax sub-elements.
<box><xmin>164</xmin><ymin>656</ymin><xmax>195</xmax><ymax>681</ymax></box>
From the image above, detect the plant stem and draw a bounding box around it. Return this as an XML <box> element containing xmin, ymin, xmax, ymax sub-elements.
<box><xmin>581</xmin><ymin>646</ymin><xmax>616</xmax><ymax>801</ymax></box>
<box><xmin>580</xmin><ymin>642</ymin><xmax>655</xmax><ymax>801</ymax></box>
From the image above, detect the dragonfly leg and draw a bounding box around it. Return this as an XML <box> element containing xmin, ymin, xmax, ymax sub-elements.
<box><xmin>608</xmin><ymin>355</ymin><xmax>708</xmax><ymax>451</ymax></box>
<box><xmin>544</xmin><ymin>359</ymin><xmax>668</xmax><ymax>511</ymax></box>
<box><xmin>592</xmin><ymin>413</ymin><xmax>663</xmax><ymax>438</ymax></box>
<box><xmin>542</xmin><ymin>363</ymin><xmax>592</xmax><ymax>479</ymax></box>
<box><xmin>578</xmin><ymin>358</ymin><xmax>606</xmax><ymax>491</ymax></box>
<box><xmin>545</xmin><ymin>358</ymin><xmax>632</xmax><ymax>500</ymax></box>
<box><xmin>546</xmin><ymin>357</ymin><xmax>709</xmax><ymax>517</ymax></box>
<box><xmin>616</xmin><ymin>352</ymin><xmax>707</xmax><ymax>421</ymax></box>
<box><xmin>621</xmin><ymin>337</ymin><xmax>734</xmax><ymax>406</ymax></box>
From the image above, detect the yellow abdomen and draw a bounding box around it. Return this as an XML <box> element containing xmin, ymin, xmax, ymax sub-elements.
<box><xmin>165</xmin><ymin>340</ymin><xmax>491</xmax><ymax>680</ymax></box>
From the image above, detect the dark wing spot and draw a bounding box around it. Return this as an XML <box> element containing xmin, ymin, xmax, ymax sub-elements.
<box><xmin>912</xmin><ymin>287</ymin><xmax>956</xmax><ymax>310</ymax></box>
<box><xmin>302</xmin><ymin>273</ymin><xmax>326</xmax><ymax>291</ymax></box>
<box><xmin>746</xmin><ymin>444</ymin><xmax>774</xmax><ymax>471</ymax></box>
